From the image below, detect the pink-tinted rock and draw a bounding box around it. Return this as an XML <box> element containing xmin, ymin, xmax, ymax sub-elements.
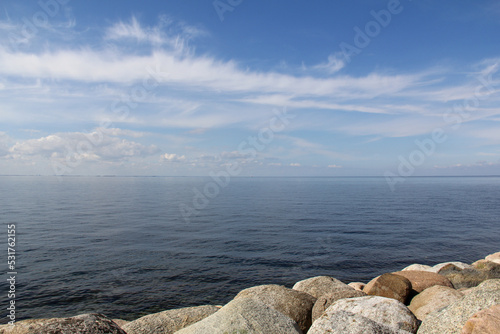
<box><xmin>461</xmin><ymin>304</ymin><xmax>500</xmax><ymax>334</ymax></box>
<box><xmin>408</xmin><ymin>285</ymin><xmax>463</xmax><ymax>321</ymax></box>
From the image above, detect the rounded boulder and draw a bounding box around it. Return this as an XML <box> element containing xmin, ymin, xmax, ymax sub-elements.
<box><xmin>363</xmin><ymin>273</ymin><xmax>412</xmax><ymax>304</ymax></box>
<box><xmin>407</xmin><ymin>285</ymin><xmax>463</xmax><ymax>321</ymax></box>
<box><xmin>123</xmin><ymin>305</ymin><xmax>220</xmax><ymax>334</ymax></box>
<box><xmin>234</xmin><ymin>284</ymin><xmax>315</xmax><ymax>333</ymax></box>
<box><xmin>174</xmin><ymin>298</ymin><xmax>302</xmax><ymax>334</ymax></box>
<box><xmin>322</xmin><ymin>296</ymin><xmax>419</xmax><ymax>333</ymax></box>
<box><xmin>292</xmin><ymin>275</ymin><xmax>348</xmax><ymax>298</ymax></box>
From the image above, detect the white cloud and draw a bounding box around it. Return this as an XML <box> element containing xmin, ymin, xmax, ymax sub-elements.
<box><xmin>8</xmin><ymin>129</ymin><xmax>159</xmax><ymax>162</ymax></box>
<box><xmin>162</xmin><ymin>153</ymin><xmax>186</xmax><ymax>162</ymax></box>
<box><xmin>240</xmin><ymin>95</ymin><xmax>394</xmax><ymax>114</ymax></box>
<box><xmin>1</xmin><ymin>15</ymin><xmax>500</xmax><ymax>176</ymax></box>
<box><xmin>312</xmin><ymin>53</ymin><xmax>346</xmax><ymax>74</ymax></box>
<box><xmin>290</xmin><ymin>163</ymin><xmax>301</xmax><ymax>167</ymax></box>
<box><xmin>0</xmin><ymin>42</ymin><xmax>424</xmax><ymax>99</ymax></box>
<box><xmin>106</xmin><ymin>16</ymin><xmax>162</xmax><ymax>44</ymax></box>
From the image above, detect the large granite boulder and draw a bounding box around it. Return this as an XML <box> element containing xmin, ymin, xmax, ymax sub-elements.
<box><xmin>393</xmin><ymin>270</ymin><xmax>454</xmax><ymax>293</ymax></box>
<box><xmin>234</xmin><ymin>284</ymin><xmax>315</xmax><ymax>333</ymax></box>
<box><xmin>292</xmin><ymin>276</ymin><xmax>348</xmax><ymax>298</ymax></box>
<box><xmin>174</xmin><ymin>297</ymin><xmax>302</xmax><ymax>334</ymax></box>
<box><xmin>0</xmin><ymin>313</ymin><xmax>126</xmax><ymax>334</ymax></box>
<box><xmin>364</xmin><ymin>273</ymin><xmax>412</xmax><ymax>304</ymax></box>
<box><xmin>407</xmin><ymin>285</ymin><xmax>463</xmax><ymax>321</ymax></box>
<box><xmin>311</xmin><ymin>287</ymin><xmax>366</xmax><ymax>321</ymax></box>
<box><xmin>308</xmin><ymin>310</ymin><xmax>414</xmax><ymax>334</ymax></box>
<box><xmin>417</xmin><ymin>279</ymin><xmax>500</xmax><ymax>334</ymax></box>
<box><xmin>439</xmin><ymin>268</ymin><xmax>488</xmax><ymax>289</ymax></box>
<box><xmin>123</xmin><ymin>305</ymin><xmax>219</xmax><ymax>334</ymax></box>
<box><xmin>461</xmin><ymin>304</ymin><xmax>500</xmax><ymax>334</ymax></box>
<box><xmin>321</xmin><ymin>296</ymin><xmax>419</xmax><ymax>333</ymax></box>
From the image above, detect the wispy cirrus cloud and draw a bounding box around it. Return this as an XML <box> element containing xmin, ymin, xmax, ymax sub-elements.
<box><xmin>311</xmin><ymin>53</ymin><xmax>346</xmax><ymax>74</ymax></box>
<box><xmin>1</xmin><ymin>13</ymin><xmax>500</xmax><ymax>175</ymax></box>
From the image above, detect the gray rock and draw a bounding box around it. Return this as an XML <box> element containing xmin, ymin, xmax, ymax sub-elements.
<box><xmin>292</xmin><ymin>275</ymin><xmax>348</xmax><ymax>298</ymax></box>
<box><xmin>311</xmin><ymin>287</ymin><xmax>366</xmax><ymax>321</ymax></box>
<box><xmin>364</xmin><ymin>273</ymin><xmax>412</xmax><ymax>304</ymax></box>
<box><xmin>233</xmin><ymin>284</ymin><xmax>315</xmax><ymax>333</ymax></box>
<box><xmin>174</xmin><ymin>297</ymin><xmax>302</xmax><ymax>334</ymax></box>
<box><xmin>325</xmin><ymin>296</ymin><xmax>419</xmax><ymax>333</ymax></box>
<box><xmin>408</xmin><ymin>285</ymin><xmax>463</xmax><ymax>321</ymax></box>
<box><xmin>0</xmin><ymin>313</ymin><xmax>127</xmax><ymax>334</ymax></box>
<box><xmin>439</xmin><ymin>268</ymin><xmax>487</xmax><ymax>289</ymax></box>
<box><xmin>417</xmin><ymin>279</ymin><xmax>500</xmax><ymax>334</ymax></box>
<box><xmin>308</xmin><ymin>310</ymin><xmax>413</xmax><ymax>334</ymax></box>
<box><xmin>123</xmin><ymin>305</ymin><xmax>220</xmax><ymax>334</ymax></box>
<box><xmin>434</xmin><ymin>263</ymin><xmax>465</xmax><ymax>275</ymax></box>
<box><xmin>439</xmin><ymin>263</ymin><xmax>500</xmax><ymax>289</ymax></box>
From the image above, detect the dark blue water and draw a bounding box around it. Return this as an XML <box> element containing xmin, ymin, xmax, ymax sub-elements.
<box><xmin>1</xmin><ymin>176</ymin><xmax>499</xmax><ymax>322</ymax></box>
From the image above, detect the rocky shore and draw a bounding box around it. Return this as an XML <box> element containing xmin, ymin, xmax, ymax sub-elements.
<box><xmin>2</xmin><ymin>251</ymin><xmax>500</xmax><ymax>334</ymax></box>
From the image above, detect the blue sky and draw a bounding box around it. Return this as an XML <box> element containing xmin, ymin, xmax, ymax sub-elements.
<box><xmin>1</xmin><ymin>0</ymin><xmax>500</xmax><ymax>177</ymax></box>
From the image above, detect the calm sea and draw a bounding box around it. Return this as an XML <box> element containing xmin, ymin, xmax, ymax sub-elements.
<box><xmin>1</xmin><ymin>176</ymin><xmax>499</xmax><ymax>322</ymax></box>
